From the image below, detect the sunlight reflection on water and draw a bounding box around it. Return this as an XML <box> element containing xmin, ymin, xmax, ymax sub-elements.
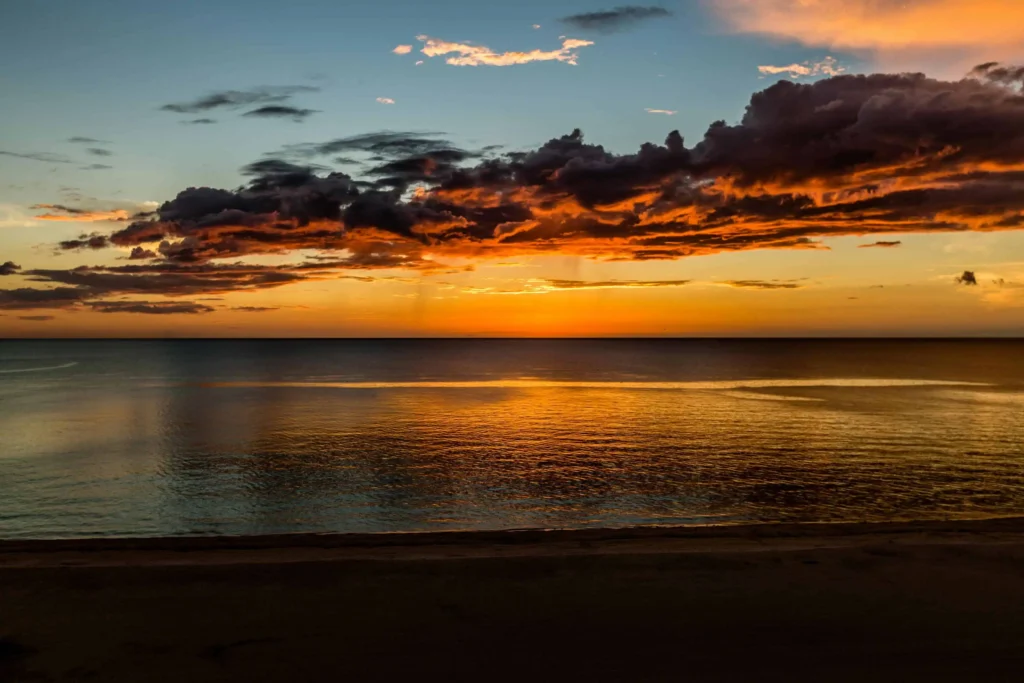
<box><xmin>1</xmin><ymin>339</ymin><xmax>1023</xmax><ymax>538</ymax></box>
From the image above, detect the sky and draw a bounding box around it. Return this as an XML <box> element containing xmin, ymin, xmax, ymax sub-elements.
<box><xmin>3</xmin><ymin>0</ymin><xmax>1024</xmax><ymax>337</ymax></box>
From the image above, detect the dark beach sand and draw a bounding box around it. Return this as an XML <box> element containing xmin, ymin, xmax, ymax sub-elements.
<box><xmin>3</xmin><ymin>519</ymin><xmax>1024</xmax><ymax>682</ymax></box>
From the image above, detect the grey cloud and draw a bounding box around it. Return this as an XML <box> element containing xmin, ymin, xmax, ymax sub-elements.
<box><xmin>160</xmin><ymin>86</ymin><xmax>319</xmax><ymax>114</ymax></box>
<box><xmin>0</xmin><ymin>261</ymin><xmax>21</xmax><ymax>276</ymax></box>
<box><xmin>0</xmin><ymin>151</ymin><xmax>73</xmax><ymax>164</ymax></box>
<box><xmin>560</xmin><ymin>6</ymin><xmax>671</xmax><ymax>32</ymax></box>
<box><xmin>243</xmin><ymin>106</ymin><xmax>318</xmax><ymax>121</ymax></box>
<box><xmin>87</xmin><ymin>301</ymin><xmax>216</xmax><ymax>315</ymax></box>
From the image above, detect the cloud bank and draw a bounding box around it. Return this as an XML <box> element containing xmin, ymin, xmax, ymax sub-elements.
<box><xmin>9</xmin><ymin>68</ymin><xmax>1024</xmax><ymax>310</ymax></box>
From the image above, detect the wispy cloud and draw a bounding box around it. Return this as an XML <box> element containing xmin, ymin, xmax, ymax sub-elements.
<box><xmin>718</xmin><ymin>280</ymin><xmax>807</xmax><ymax>290</ymax></box>
<box><xmin>242</xmin><ymin>105</ymin><xmax>317</xmax><ymax>121</ymax></box>
<box><xmin>416</xmin><ymin>35</ymin><xmax>594</xmax><ymax>66</ymax></box>
<box><xmin>161</xmin><ymin>86</ymin><xmax>319</xmax><ymax>114</ymax></box>
<box><xmin>183</xmin><ymin>118</ymin><xmax>217</xmax><ymax>125</ymax></box>
<box><xmin>859</xmin><ymin>241</ymin><xmax>902</xmax><ymax>248</ymax></box>
<box><xmin>393</xmin><ymin>44</ymin><xmax>413</xmax><ymax>55</ymax></box>
<box><xmin>561</xmin><ymin>6</ymin><xmax>671</xmax><ymax>33</ymax></box>
<box><xmin>31</xmin><ymin>205</ymin><xmax>131</xmax><ymax>222</ymax></box>
<box><xmin>532</xmin><ymin>24</ymin><xmax>541</xmax><ymax>30</ymax></box>
<box><xmin>88</xmin><ymin>301</ymin><xmax>216</xmax><ymax>315</ymax></box>
<box><xmin>758</xmin><ymin>56</ymin><xmax>846</xmax><ymax>79</ymax></box>
<box><xmin>87</xmin><ymin>148</ymin><xmax>114</xmax><ymax>156</ymax></box>
<box><xmin>463</xmin><ymin>278</ymin><xmax>692</xmax><ymax>294</ymax></box>
<box><xmin>18</xmin><ymin>315</ymin><xmax>55</xmax><ymax>321</ymax></box>
<box><xmin>645</xmin><ymin>108</ymin><xmax>677</xmax><ymax>115</ymax></box>
<box><xmin>81</xmin><ymin>164</ymin><xmax>113</xmax><ymax>170</ymax></box>
<box><xmin>376</xmin><ymin>97</ymin><xmax>396</xmax><ymax>105</ymax></box>
<box><xmin>67</xmin><ymin>137</ymin><xmax>110</xmax><ymax>144</ymax></box>
<box><xmin>0</xmin><ymin>150</ymin><xmax>73</xmax><ymax>164</ymax></box>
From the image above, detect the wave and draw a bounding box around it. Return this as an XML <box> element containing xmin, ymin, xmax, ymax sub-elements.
<box><xmin>0</xmin><ymin>361</ymin><xmax>78</xmax><ymax>374</ymax></box>
<box><xmin>197</xmin><ymin>378</ymin><xmax>991</xmax><ymax>390</ymax></box>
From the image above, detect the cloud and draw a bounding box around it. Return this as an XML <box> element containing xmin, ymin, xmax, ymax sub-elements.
<box><xmin>183</xmin><ymin>118</ymin><xmax>217</xmax><ymax>125</ymax></box>
<box><xmin>711</xmin><ymin>0</ymin><xmax>1024</xmax><ymax>73</ymax></box>
<box><xmin>393</xmin><ymin>44</ymin><xmax>413</xmax><ymax>54</ymax></box>
<box><xmin>645</xmin><ymin>108</ymin><xmax>677</xmax><ymax>115</ymax></box>
<box><xmin>58</xmin><ymin>233</ymin><xmax>111</xmax><ymax>250</ymax></box>
<box><xmin>17</xmin><ymin>315</ymin><xmax>55</xmax><ymax>321</ymax></box>
<box><xmin>533</xmin><ymin>24</ymin><xmax>542</xmax><ymax>30</ymax></box>
<box><xmin>560</xmin><ymin>6</ymin><xmax>671</xmax><ymax>32</ymax></box>
<box><xmin>0</xmin><ymin>287</ymin><xmax>92</xmax><ymax>310</ymax></box>
<box><xmin>81</xmin><ymin>164</ymin><xmax>112</xmax><ymax>170</ymax></box>
<box><xmin>231</xmin><ymin>306</ymin><xmax>278</xmax><ymax>312</ymax></box>
<box><xmin>540</xmin><ymin>278</ymin><xmax>691</xmax><ymax>290</ymax></box>
<box><xmin>376</xmin><ymin>97</ymin><xmax>396</xmax><ymax>105</ymax></box>
<box><xmin>719</xmin><ymin>280</ymin><xmax>806</xmax><ymax>290</ymax></box>
<box><xmin>416</xmin><ymin>35</ymin><xmax>594</xmax><ymax>66</ymax></box>
<box><xmin>87</xmin><ymin>148</ymin><xmax>114</xmax><ymax>157</ymax></box>
<box><xmin>859</xmin><ymin>240</ymin><xmax>902</xmax><ymax>248</ymax></box>
<box><xmin>67</xmin><ymin>137</ymin><xmax>109</xmax><ymax>144</ymax></box>
<box><xmin>955</xmin><ymin>270</ymin><xmax>978</xmax><ymax>285</ymax></box>
<box><xmin>87</xmin><ymin>301</ymin><xmax>216</xmax><ymax>315</ymax></box>
<box><xmin>160</xmin><ymin>86</ymin><xmax>319</xmax><ymax>114</ymax></box>
<box><xmin>415</xmin><ymin>60</ymin><xmax>424</xmax><ymax>66</ymax></box>
<box><xmin>275</xmin><ymin>131</ymin><xmax>463</xmax><ymax>162</ymax></box>
<box><xmin>0</xmin><ymin>151</ymin><xmax>72</xmax><ymax>164</ymax></box>
<box><xmin>758</xmin><ymin>56</ymin><xmax>845</xmax><ymax>79</ymax></box>
<box><xmin>0</xmin><ymin>261</ymin><xmax>21</xmax><ymax>276</ymax></box>
<box><xmin>242</xmin><ymin>105</ymin><xmax>317</xmax><ymax>121</ymax></box>
<box><xmin>13</xmin><ymin>69</ymin><xmax>1024</xmax><ymax>307</ymax></box>
<box><xmin>32</xmin><ymin>205</ymin><xmax>132</xmax><ymax>222</ymax></box>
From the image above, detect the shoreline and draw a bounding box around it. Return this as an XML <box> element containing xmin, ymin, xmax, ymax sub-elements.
<box><xmin>5</xmin><ymin>517</ymin><xmax>1024</xmax><ymax>569</ymax></box>
<box><xmin>4</xmin><ymin>517</ymin><xmax>1024</xmax><ymax>681</ymax></box>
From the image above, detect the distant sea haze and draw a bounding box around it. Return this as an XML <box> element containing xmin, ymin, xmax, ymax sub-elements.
<box><xmin>1</xmin><ymin>339</ymin><xmax>1023</xmax><ymax>539</ymax></box>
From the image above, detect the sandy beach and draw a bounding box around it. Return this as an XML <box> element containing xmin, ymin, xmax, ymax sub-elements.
<box><xmin>3</xmin><ymin>519</ymin><xmax>1024</xmax><ymax>682</ymax></box>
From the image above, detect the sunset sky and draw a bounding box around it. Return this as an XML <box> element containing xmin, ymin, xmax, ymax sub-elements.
<box><xmin>3</xmin><ymin>0</ymin><xmax>1024</xmax><ymax>337</ymax></box>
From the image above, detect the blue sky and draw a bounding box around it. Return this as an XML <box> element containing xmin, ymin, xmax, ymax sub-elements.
<box><xmin>0</xmin><ymin>0</ymin><xmax>842</xmax><ymax>204</ymax></box>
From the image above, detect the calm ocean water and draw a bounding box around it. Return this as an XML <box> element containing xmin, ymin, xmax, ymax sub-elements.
<box><xmin>1</xmin><ymin>339</ymin><xmax>1023</xmax><ymax>539</ymax></box>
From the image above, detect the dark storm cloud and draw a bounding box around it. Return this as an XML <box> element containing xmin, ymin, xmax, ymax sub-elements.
<box><xmin>242</xmin><ymin>106</ymin><xmax>318</xmax><ymax>121</ymax></box>
<box><xmin>183</xmin><ymin>118</ymin><xmax>217</xmax><ymax>125</ymax></box>
<box><xmin>859</xmin><ymin>241</ymin><xmax>902</xmax><ymax>248</ymax></box>
<box><xmin>956</xmin><ymin>271</ymin><xmax>979</xmax><ymax>285</ymax></box>
<box><xmin>0</xmin><ymin>151</ymin><xmax>72</xmax><ymax>164</ymax></box>
<box><xmin>87</xmin><ymin>301</ymin><xmax>216</xmax><ymax>315</ymax></box>
<box><xmin>160</xmin><ymin>86</ymin><xmax>319</xmax><ymax>114</ymax></box>
<box><xmin>17</xmin><ymin>315</ymin><xmax>55</xmax><ymax>321</ymax></box>
<box><xmin>0</xmin><ymin>261</ymin><xmax>21</xmax><ymax>276</ymax></box>
<box><xmin>560</xmin><ymin>6</ymin><xmax>671</xmax><ymax>32</ymax></box>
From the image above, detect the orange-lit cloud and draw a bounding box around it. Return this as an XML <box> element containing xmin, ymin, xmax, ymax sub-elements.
<box><xmin>712</xmin><ymin>0</ymin><xmax>1024</xmax><ymax>72</ymax></box>
<box><xmin>416</xmin><ymin>35</ymin><xmax>594</xmax><ymax>66</ymax></box>
<box><xmin>376</xmin><ymin>97</ymin><xmax>396</xmax><ymax>104</ymax></box>
<box><xmin>758</xmin><ymin>56</ymin><xmax>845</xmax><ymax>79</ymax></box>
<box><xmin>392</xmin><ymin>44</ymin><xmax>412</xmax><ymax>54</ymax></box>
<box><xmin>11</xmin><ymin>70</ymin><xmax>1024</xmax><ymax>311</ymax></box>
<box><xmin>31</xmin><ymin>205</ymin><xmax>132</xmax><ymax>222</ymax></box>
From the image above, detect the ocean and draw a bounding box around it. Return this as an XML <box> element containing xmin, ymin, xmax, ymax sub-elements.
<box><xmin>1</xmin><ymin>339</ymin><xmax>1022</xmax><ymax>539</ymax></box>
